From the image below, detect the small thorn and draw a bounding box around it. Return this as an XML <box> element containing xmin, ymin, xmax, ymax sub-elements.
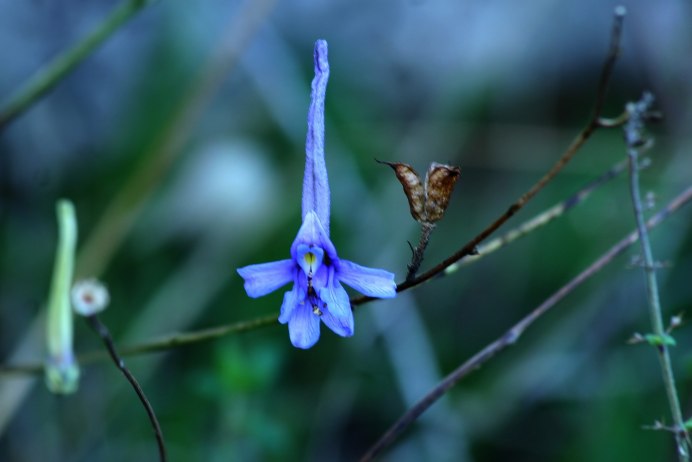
<box><xmin>375</xmin><ymin>158</ymin><xmax>397</xmax><ymax>168</ymax></box>
<box><xmin>627</xmin><ymin>332</ymin><xmax>645</xmax><ymax>344</ymax></box>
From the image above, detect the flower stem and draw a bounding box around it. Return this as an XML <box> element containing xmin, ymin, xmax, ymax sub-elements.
<box><xmin>0</xmin><ymin>0</ymin><xmax>156</xmax><ymax>129</ymax></box>
<box><xmin>625</xmin><ymin>93</ymin><xmax>689</xmax><ymax>461</ymax></box>
<box><xmin>406</xmin><ymin>222</ymin><xmax>435</xmax><ymax>281</ymax></box>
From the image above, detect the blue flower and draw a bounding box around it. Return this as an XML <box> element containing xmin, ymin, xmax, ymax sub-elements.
<box><xmin>237</xmin><ymin>40</ymin><xmax>397</xmax><ymax>349</ymax></box>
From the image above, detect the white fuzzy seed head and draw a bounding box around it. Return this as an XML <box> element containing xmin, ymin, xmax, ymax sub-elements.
<box><xmin>71</xmin><ymin>279</ymin><xmax>110</xmax><ymax>316</ymax></box>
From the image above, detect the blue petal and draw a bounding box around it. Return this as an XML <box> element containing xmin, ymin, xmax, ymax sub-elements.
<box><xmin>288</xmin><ymin>303</ymin><xmax>321</xmax><ymax>349</ymax></box>
<box><xmin>302</xmin><ymin>40</ymin><xmax>331</xmax><ymax>233</ymax></box>
<box><xmin>337</xmin><ymin>260</ymin><xmax>397</xmax><ymax>298</ymax></box>
<box><xmin>318</xmin><ymin>273</ymin><xmax>354</xmax><ymax>337</ymax></box>
<box><xmin>291</xmin><ymin>211</ymin><xmax>338</xmax><ymax>261</ymax></box>
<box><xmin>237</xmin><ymin>260</ymin><xmax>295</xmax><ymax>298</ymax></box>
<box><xmin>310</xmin><ymin>263</ymin><xmax>329</xmax><ymax>292</ymax></box>
<box><xmin>279</xmin><ymin>285</ymin><xmax>303</xmax><ymax>324</ymax></box>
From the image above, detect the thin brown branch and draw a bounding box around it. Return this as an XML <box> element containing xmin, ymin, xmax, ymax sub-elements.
<box><xmin>86</xmin><ymin>315</ymin><xmax>167</xmax><ymax>462</ymax></box>
<box><xmin>352</xmin><ymin>6</ymin><xmax>626</xmax><ymax>307</ymax></box>
<box><xmin>591</xmin><ymin>6</ymin><xmax>626</xmax><ymax>121</ymax></box>
<box><xmin>447</xmin><ymin>156</ymin><xmax>629</xmax><ymax>273</ymax></box>
<box><xmin>360</xmin><ymin>184</ymin><xmax>692</xmax><ymax>462</ymax></box>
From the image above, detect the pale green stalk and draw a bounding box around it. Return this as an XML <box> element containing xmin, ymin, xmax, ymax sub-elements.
<box><xmin>625</xmin><ymin>94</ymin><xmax>689</xmax><ymax>461</ymax></box>
<box><xmin>45</xmin><ymin>200</ymin><xmax>79</xmax><ymax>394</ymax></box>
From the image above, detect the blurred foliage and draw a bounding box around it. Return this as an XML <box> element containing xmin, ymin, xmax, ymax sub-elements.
<box><xmin>1</xmin><ymin>1</ymin><xmax>692</xmax><ymax>461</ymax></box>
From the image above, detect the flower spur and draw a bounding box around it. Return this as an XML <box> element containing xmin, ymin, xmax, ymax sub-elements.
<box><xmin>237</xmin><ymin>40</ymin><xmax>396</xmax><ymax>349</ymax></box>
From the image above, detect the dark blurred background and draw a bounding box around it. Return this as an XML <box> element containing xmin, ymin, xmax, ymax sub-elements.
<box><xmin>1</xmin><ymin>0</ymin><xmax>691</xmax><ymax>461</ymax></box>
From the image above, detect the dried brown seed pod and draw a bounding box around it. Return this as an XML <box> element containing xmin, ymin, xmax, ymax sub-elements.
<box><xmin>378</xmin><ymin>160</ymin><xmax>426</xmax><ymax>222</ymax></box>
<box><xmin>424</xmin><ymin>162</ymin><xmax>461</xmax><ymax>222</ymax></box>
<box><xmin>379</xmin><ymin>160</ymin><xmax>461</xmax><ymax>224</ymax></box>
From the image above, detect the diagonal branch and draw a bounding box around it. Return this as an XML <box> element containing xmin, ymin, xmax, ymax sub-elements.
<box><xmin>446</xmin><ymin>156</ymin><xmax>629</xmax><ymax>274</ymax></box>
<box><xmin>0</xmin><ymin>0</ymin><xmax>157</xmax><ymax>129</ymax></box>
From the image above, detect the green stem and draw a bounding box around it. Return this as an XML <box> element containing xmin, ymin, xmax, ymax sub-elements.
<box><xmin>0</xmin><ymin>314</ymin><xmax>278</xmax><ymax>375</ymax></box>
<box><xmin>625</xmin><ymin>93</ymin><xmax>688</xmax><ymax>461</ymax></box>
<box><xmin>0</xmin><ymin>0</ymin><xmax>156</xmax><ymax>128</ymax></box>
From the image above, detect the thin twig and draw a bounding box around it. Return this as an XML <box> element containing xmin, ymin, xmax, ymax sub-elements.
<box><xmin>0</xmin><ymin>0</ymin><xmax>157</xmax><ymax>129</ymax></box>
<box><xmin>0</xmin><ymin>314</ymin><xmax>278</xmax><ymax>376</ymax></box>
<box><xmin>447</xmin><ymin>156</ymin><xmax>629</xmax><ymax>273</ymax></box>
<box><xmin>352</xmin><ymin>6</ymin><xmax>627</xmax><ymax>307</ymax></box>
<box><xmin>85</xmin><ymin>315</ymin><xmax>166</xmax><ymax>462</ymax></box>
<box><xmin>359</xmin><ymin>184</ymin><xmax>692</xmax><ymax>462</ymax></box>
<box><xmin>624</xmin><ymin>92</ymin><xmax>689</xmax><ymax>461</ymax></box>
<box><xmin>116</xmin><ymin>313</ymin><xmax>278</xmax><ymax>356</ymax></box>
<box><xmin>406</xmin><ymin>222</ymin><xmax>436</xmax><ymax>281</ymax></box>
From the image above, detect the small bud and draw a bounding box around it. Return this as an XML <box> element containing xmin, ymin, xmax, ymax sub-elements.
<box><xmin>638</xmin><ymin>156</ymin><xmax>652</xmax><ymax>170</ymax></box>
<box><xmin>668</xmin><ymin>313</ymin><xmax>684</xmax><ymax>333</ymax></box>
<box><xmin>46</xmin><ymin>200</ymin><xmax>80</xmax><ymax>394</ymax></box>
<box><xmin>380</xmin><ymin>160</ymin><xmax>461</xmax><ymax>224</ymax></box>
<box><xmin>627</xmin><ymin>332</ymin><xmax>645</xmax><ymax>344</ymax></box>
<box><xmin>72</xmin><ymin>279</ymin><xmax>110</xmax><ymax>316</ymax></box>
<box><xmin>645</xmin><ymin>191</ymin><xmax>656</xmax><ymax>210</ymax></box>
<box><xmin>627</xmin><ymin>254</ymin><xmax>643</xmax><ymax>268</ymax></box>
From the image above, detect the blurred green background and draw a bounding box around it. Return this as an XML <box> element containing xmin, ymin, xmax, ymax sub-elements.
<box><xmin>1</xmin><ymin>0</ymin><xmax>692</xmax><ymax>461</ymax></box>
